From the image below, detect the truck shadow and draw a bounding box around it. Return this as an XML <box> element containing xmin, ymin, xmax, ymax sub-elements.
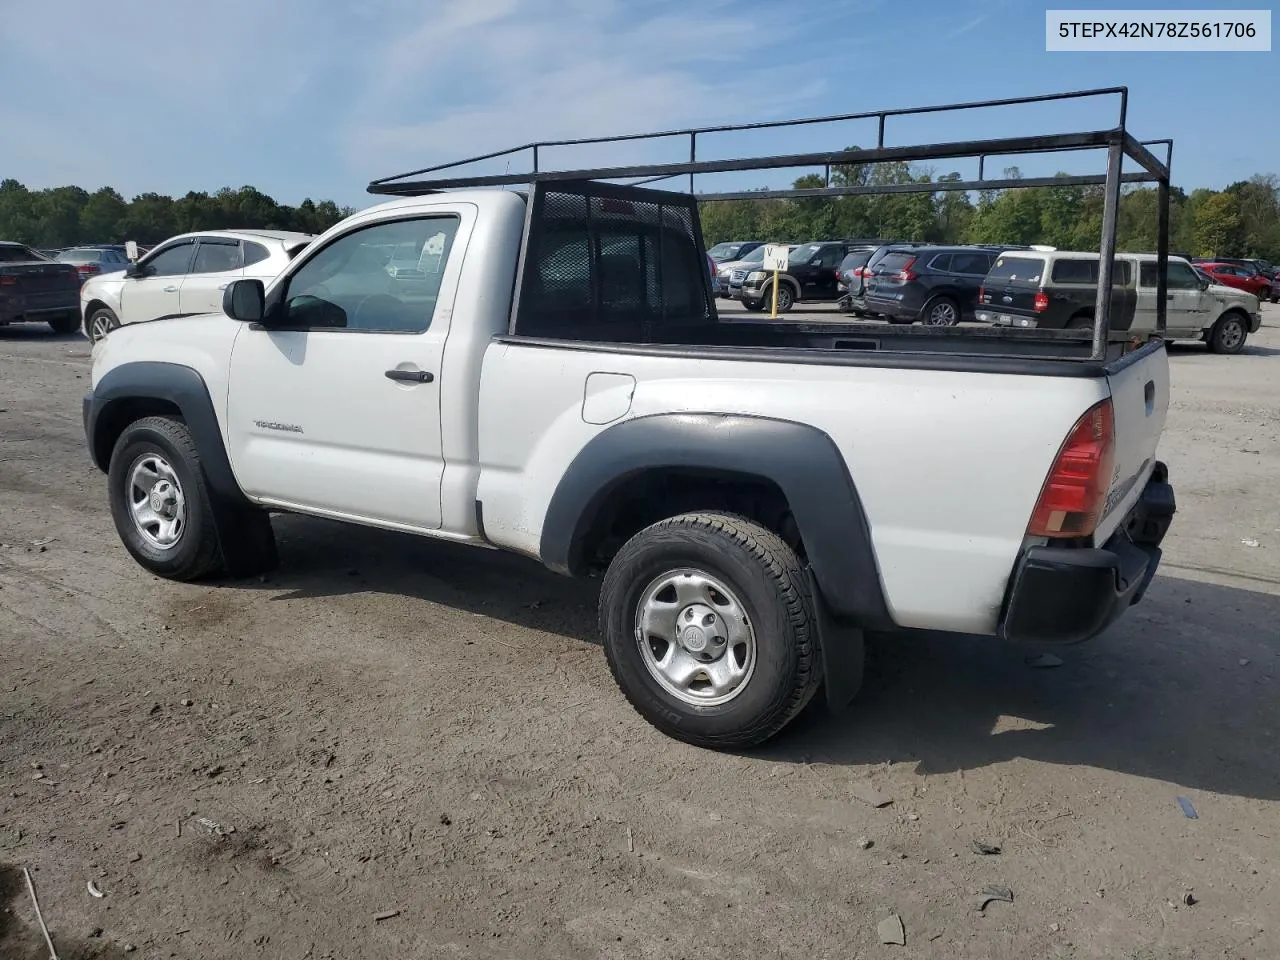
<box><xmin>252</xmin><ymin>514</ymin><xmax>602</xmax><ymax>645</ymax></box>
<box><xmin>762</xmin><ymin>574</ymin><xmax>1280</xmax><ymax>802</ymax></box>
<box><xmin>249</xmin><ymin>515</ymin><xmax>1280</xmax><ymax>802</ymax></box>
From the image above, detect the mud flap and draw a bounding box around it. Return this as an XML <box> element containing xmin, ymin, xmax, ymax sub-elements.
<box><xmin>808</xmin><ymin>569</ymin><xmax>865</xmax><ymax>713</ymax></box>
<box><xmin>211</xmin><ymin>500</ymin><xmax>279</xmax><ymax>578</ymax></box>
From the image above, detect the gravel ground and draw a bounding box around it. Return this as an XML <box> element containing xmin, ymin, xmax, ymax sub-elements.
<box><xmin>1</xmin><ymin>308</ymin><xmax>1277</xmax><ymax>960</ymax></box>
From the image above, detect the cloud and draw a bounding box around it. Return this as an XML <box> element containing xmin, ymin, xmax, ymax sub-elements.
<box><xmin>341</xmin><ymin>0</ymin><xmax>830</xmax><ymax>187</ymax></box>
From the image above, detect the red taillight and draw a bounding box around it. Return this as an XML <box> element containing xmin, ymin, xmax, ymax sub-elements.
<box><xmin>894</xmin><ymin>257</ymin><xmax>918</xmax><ymax>282</ymax></box>
<box><xmin>1033</xmin><ymin>290</ymin><xmax>1050</xmax><ymax>312</ymax></box>
<box><xmin>0</xmin><ymin>274</ymin><xmax>15</xmax><ymax>287</ymax></box>
<box><xmin>1027</xmin><ymin>399</ymin><xmax>1115</xmax><ymax>539</ymax></box>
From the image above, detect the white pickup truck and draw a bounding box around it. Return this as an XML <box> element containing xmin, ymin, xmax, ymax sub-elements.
<box><xmin>83</xmin><ymin>179</ymin><xmax>1176</xmax><ymax>749</ymax></box>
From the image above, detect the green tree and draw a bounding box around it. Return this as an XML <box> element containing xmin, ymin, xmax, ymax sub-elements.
<box><xmin>79</xmin><ymin>187</ymin><xmax>129</xmax><ymax>241</ymax></box>
<box><xmin>1191</xmin><ymin>191</ymin><xmax>1244</xmax><ymax>258</ymax></box>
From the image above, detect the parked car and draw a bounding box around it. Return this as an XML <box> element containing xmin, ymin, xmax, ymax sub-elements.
<box><xmin>84</xmin><ymin>179</ymin><xmax>1174</xmax><ymax>749</ymax></box>
<box><xmin>862</xmin><ymin>245</ymin><xmax>999</xmax><ymax>325</ymax></box>
<box><xmin>843</xmin><ymin>242</ymin><xmax>925</xmax><ymax>315</ymax></box>
<box><xmin>1195</xmin><ymin>256</ymin><xmax>1275</xmax><ymax>283</ymax></box>
<box><xmin>56</xmin><ymin>245</ymin><xmax>133</xmax><ymax>283</ymax></box>
<box><xmin>1194</xmin><ymin>262</ymin><xmax>1272</xmax><ymax>301</ymax></box>
<box><xmin>706</xmin><ymin>240</ymin><xmax>764</xmax><ymax>264</ymax></box>
<box><xmin>707</xmin><ymin>252</ymin><xmax>721</xmax><ymax>296</ymax></box>
<box><xmin>80</xmin><ymin>229</ymin><xmax>313</xmax><ymax>342</ymax></box>
<box><xmin>976</xmin><ymin>251</ymin><xmax>1261</xmax><ymax>353</ymax></box>
<box><xmin>717</xmin><ymin>244</ymin><xmax>790</xmax><ymax>299</ymax></box>
<box><xmin>0</xmin><ymin>241</ymin><xmax>82</xmax><ymax>334</ymax></box>
<box><xmin>734</xmin><ymin>240</ymin><xmax>855</xmax><ymax>311</ymax></box>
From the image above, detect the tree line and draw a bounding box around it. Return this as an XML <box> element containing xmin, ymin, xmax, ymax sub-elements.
<box><xmin>5</xmin><ymin>164</ymin><xmax>1278</xmax><ymax>262</ymax></box>
<box><xmin>0</xmin><ymin>180</ymin><xmax>355</xmax><ymax>248</ymax></box>
<box><xmin>698</xmin><ymin>157</ymin><xmax>1280</xmax><ymax>261</ymax></box>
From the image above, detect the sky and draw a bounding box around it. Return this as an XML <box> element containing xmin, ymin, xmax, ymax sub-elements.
<box><xmin>0</xmin><ymin>0</ymin><xmax>1275</xmax><ymax>211</ymax></box>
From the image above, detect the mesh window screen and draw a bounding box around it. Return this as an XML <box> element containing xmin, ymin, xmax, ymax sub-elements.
<box><xmin>513</xmin><ymin>182</ymin><xmax>715</xmax><ymax>341</ymax></box>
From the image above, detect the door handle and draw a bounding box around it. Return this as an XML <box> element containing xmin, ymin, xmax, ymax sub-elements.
<box><xmin>164</xmin><ymin>285</ymin><xmax>178</xmax><ymax>293</ymax></box>
<box><xmin>384</xmin><ymin>368</ymin><xmax>434</xmax><ymax>384</ymax></box>
<box><xmin>1166</xmin><ymin>294</ymin><xmax>1175</xmax><ymax>300</ymax></box>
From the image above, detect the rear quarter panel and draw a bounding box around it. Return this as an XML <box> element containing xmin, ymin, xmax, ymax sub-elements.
<box><xmin>477</xmin><ymin>344</ymin><xmax>1110</xmax><ymax>635</ymax></box>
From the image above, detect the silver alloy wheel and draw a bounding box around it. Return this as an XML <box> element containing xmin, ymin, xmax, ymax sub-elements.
<box><xmin>926</xmin><ymin>300</ymin><xmax>958</xmax><ymax>325</ymax></box>
<box><xmin>775</xmin><ymin>285</ymin><xmax>794</xmax><ymax>311</ymax></box>
<box><xmin>127</xmin><ymin>453</ymin><xmax>186</xmax><ymax>550</ymax></box>
<box><xmin>1219</xmin><ymin>317</ymin><xmax>1245</xmax><ymax>351</ymax></box>
<box><xmin>634</xmin><ymin>568</ymin><xmax>756</xmax><ymax>706</ymax></box>
<box><xmin>89</xmin><ymin>312</ymin><xmax>113</xmax><ymax>342</ymax></box>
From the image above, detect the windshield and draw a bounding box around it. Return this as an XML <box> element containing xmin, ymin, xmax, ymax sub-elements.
<box><xmin>987</xmin><ymin>255</ymin><xmax>1045</xmax><ymax>283</ymax></box>
<box><xmin>738</xmin><ymin>246</ymin><xmax>767</xmax><ymax>264</ymax></box>
<box><xmin>788</xmin><ymin>243</ymin><xmax>822</xmax><ymax>264</ymax></box>
<box><xmin>0</xmin><ymin>245</ymin><xmax>43</xmax><ymax>264</ymax></box>
<box><xmin>706</xmin><ymin>243</ymin><xmax>741</xmax><ymax>260</ymax></box>
<box><xmin>57</xmin><ymin>249</ymin><xmax>104</xmax><ymax>263</ymax></box>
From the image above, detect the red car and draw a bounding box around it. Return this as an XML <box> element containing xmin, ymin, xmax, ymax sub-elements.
<box><xmin>1197</xmin><ymin>261</ymin><xmax>1272</xmax><ymax>301</ymax></box>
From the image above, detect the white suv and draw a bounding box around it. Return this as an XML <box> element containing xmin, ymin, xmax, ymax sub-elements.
<box><xmin>81</xmin><ymin>230</ymin><xmax>313</xmax><ymax>342</ymax></box>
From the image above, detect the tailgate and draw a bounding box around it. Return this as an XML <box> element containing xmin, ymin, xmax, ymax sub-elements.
<box><xmin>1095</xmin><ymin>341</ymin><xmax>1170</xmax><ymax>543</ymax></box>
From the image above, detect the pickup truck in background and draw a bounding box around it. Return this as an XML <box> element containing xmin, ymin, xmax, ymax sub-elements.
<box><xmin>0</xmin><ymin>241</ymin><xmax>83</xmax><ymax>334</ymax></box>
<box><xmin>83</xmin><ymin>177</ymin><xmax>1176</xmax><ymax>749</ymax></box>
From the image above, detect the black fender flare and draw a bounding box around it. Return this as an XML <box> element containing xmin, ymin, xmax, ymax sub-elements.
<box><xmin>539</xmin><ymin>413</ymin><xmax>892</xmax><ymax>629</ymax></box>
<box><xmin>85</xmin><ymin>361</ymin><xmax>244</xmax><ymax>503</ymax></box>
<box><xmin>84</xmin><ymin>361</ymin><xmax>275</xmax><ymax>577</ymax></box>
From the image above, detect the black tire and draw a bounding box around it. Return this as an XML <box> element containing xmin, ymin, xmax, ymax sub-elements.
<box><xmin>1208</xmin><ymin>313</ymin><xmax>1248</xmax><ymax>354</ymax></box>
<box><xmin>47</xmin><ymin>312</ymin><xmax>80</xmax><ymax>335</ymax></box>
<box><xmin>771</xmin><ymin>283</ymin><xmax>796</xmax><ymax>313</ymax></box>
<box><xmin>108</xmin><ymin>415</ymin><xmax>225</xmax><ymax>581</ymax></box>
<box><xmin>919</xmin><ymin>295</ymin><xmax>960</xmax><ymax>326</ymax></box>
<box><xmin>86</xmin><ymin>306</ymin><xmax>120</xmax><ymax>343</ymax></box>
<box><xmin>742</xmin><ymin>298</ymin><xmax>766</xmax><ymax>312</ymax></box>
<box><xmin>1066</xmin><ymin>313</ymin><xmax>1094</xmax><ymax>330</ymax></box>
<box><xmin>1258</xmin><ymin>285</ymin><xmax>1271</xmax><ymax>302</ymax></box>
<box><xmin>599</xmin><ymin>512</ymin><xmax>822</xmax><ymax>749</ymax></box>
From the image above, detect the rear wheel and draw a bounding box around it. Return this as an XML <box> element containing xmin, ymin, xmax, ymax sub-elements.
<box><xmin>920</xmin><ymin>295</ymin><xmax>960</xmax><ymax>326</ymax></box>
<box><xmin>47</xmin><ymin>312</ymin><xmax>80</xmax><ymax>335</ymax></box>
<box><xmin>1066</xmin><ymin>313</ymin><xmax>1094</xmax><ymax>330</ymax></box>
<box><xmin>1259</xmin><ymin>285</ymin><xmax>1271</xmax><ymax>302</ymax></box>
<box><xmin>1208</xmin><ymin>313</ymin><xmax>1248</xmax><ymax>354</ymax></box>
<box><xmin>87</xmin><ymin>307</ymin><xmax>120</xmax><ymax>343</ymax></box>
<box><xmin>599</xmin><ymin>512</ymin><xmax>821</xmax><ymax>749</ymax></box>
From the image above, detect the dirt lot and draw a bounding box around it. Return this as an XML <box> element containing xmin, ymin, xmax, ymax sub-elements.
<box><xmin>1</xmin><ymin>309</ymin><xmax>1278</xmax><ymax>960</ymax></box>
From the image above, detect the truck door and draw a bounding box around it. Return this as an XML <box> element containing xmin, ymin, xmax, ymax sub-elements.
<box><xmin>225</xmin><ymin>206</ymin><xmax>474</xmax><ymax>530</ymax></box>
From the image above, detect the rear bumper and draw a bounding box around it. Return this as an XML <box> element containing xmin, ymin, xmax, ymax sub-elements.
<box><xmin>1000</xmin><ymin>461</ymin><xmax>1175</xmax><ymax>644</ymax></box>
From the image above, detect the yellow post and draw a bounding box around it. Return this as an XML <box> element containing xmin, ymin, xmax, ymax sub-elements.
<box><xmin>770</xmin><ymin>269</ymin><xmax>780</xmax><ymax>319</ymax></box>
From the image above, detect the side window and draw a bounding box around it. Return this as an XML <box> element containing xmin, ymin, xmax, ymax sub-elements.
<box><xmin>928</xmin><ymin>254</ymin><xmax>953</xmax><ymax>272</ymax></box>
<box><xmin>951</xmin><ymin>253</ymin><xmax>992</xmax><ymax>275</ymax></box>
<box><xmin>818</xmin><ymin>246</ymin><xmax>843</xmax><ymax>268</ymax></box>
<box><xmin>145</xmin><ymin>242</ymin><xmax>195</xmax><ymax>278</ymax></box>
<box><xmin>1167</xmin><ymin>262</ymin><xmax>1200</xmax><ymax>289</ymax></box>
<box><xmin>281</xmin><ymin>216</ymin><xmax>460</xmax><ymax>333</ymax></box>
<box><xmin>192</xmin><ymin>240</ymin><xmax>244</xmax><ymax>274</ymax></box>
<box><xmin>242</xmin><ymin>241</ymin><xmax>271</xmax><ymax>267</ymax></box>
<box><xmin>1052</xmin><ymin>259</ymin><xmax>1093</xmax><ymax>283</ymax></box>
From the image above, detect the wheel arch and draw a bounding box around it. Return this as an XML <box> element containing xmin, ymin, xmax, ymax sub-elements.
<box><xmin>86</xmin><ymin>361</ymin><xmax>246</xmax><ymax>507</ymax></box>
<box><xmin>538</xmin><ymin>413</ymin><xmax>892</xmax><ymax>628</ymax></box>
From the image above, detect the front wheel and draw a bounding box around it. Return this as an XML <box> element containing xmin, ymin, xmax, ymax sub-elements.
<box><xmin>771</xmin><ymin>284</ymin><xmax>796</xmax><ymax>313</ymax></box>
<box><xmin>1208</xmin><ymin>313</ymin><xmax>1248</xmax><ymax>354</ymax></box>
<box><xmin>87</xmin><ymin>307</ymin><xmax>120</xmax><ymax>343</ymax></box>
<box><xmin>741</xmin><ymin>298</ymin><xmax>766</xmax><ymax>312</ymax></box>
<box><xmin>599</xmin><ymin>512</ymin><xmax>822</xmax><ymax>749</ymax></box>
<box><xmin>108</xmin><ymin>416</ymin><xmax>225</xmax><ymax>580</ymax></box>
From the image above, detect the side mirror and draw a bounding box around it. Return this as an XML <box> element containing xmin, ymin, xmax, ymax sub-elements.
<box><xmin>223</xmin><ymin>278</ymin><xmax>265</xmax><ymax>322</ymax></box>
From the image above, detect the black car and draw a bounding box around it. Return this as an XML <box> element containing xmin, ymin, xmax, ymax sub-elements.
<box><xmin>862</xmin><ymin>246</ymin><xmax>1001</xmax><ymax>325</ymax></box>
<box><xmin>735</xmin><ymin>240</ymin><xmax>856</xmax><ymax>311</ymax></box>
